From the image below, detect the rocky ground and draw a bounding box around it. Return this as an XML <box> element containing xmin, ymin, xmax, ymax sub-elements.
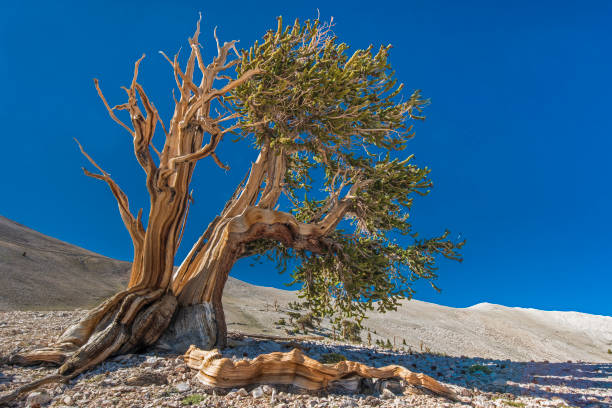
<box><xmin>1</xmin><ymin>311</ymin><xmax>611</xmax><ymax>408</ymax></box>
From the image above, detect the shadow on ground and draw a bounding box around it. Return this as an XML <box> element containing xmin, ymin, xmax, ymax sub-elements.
<box><xmin>214</xmin><ymin>337</ymin><xmax>612</xmax><ymax>407</ymax></box>
<box><xmin>2</xmin><ymin>336</ymin><xmax>610</xmax><ymax>407</ymax></box>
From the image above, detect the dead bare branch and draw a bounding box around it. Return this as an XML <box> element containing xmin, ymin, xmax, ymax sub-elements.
<box><xmin>74</xmin><ymin>138</ymin><xmax>145</xmax><ymax>244</ymax></box>
<box><xmin>93</xmin><ymin>79</ymin><xmax>134</xmax><ymax>136</ymax></box>
<box><xmin>211</xmin><ymin>152</ymin><xmax>230</xmax><ymax>171</ymax></box>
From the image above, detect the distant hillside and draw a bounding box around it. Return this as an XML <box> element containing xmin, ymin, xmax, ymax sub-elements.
<box><xmin>1</xmin><ymin>215</ymin><xmax>611</xmax><ymax>362</ymax></box>
<box><xmin>222</xmin><ymin>283</ymin><xmax>612</xmax><ymax>363</ymax></box>
<box><xmin>0</xmin><ymin>215</ymin><xmax>130</xmax><ymax>310</ymax></box>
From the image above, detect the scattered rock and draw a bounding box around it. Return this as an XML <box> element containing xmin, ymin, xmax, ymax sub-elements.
<box><xmin>125</xmin><ymin>372</ymin><xmax>168</xmax><ymax>386</ymax></box>
<box><xmin>26</xmin><ymin>390</ymin><xmax>51</xmax><ymax>407</ymax></box>
<box><xmin>364</xmin><ymin>395</ymin><xmax>381</xmax><ymax>406</ymax></box>
<box><xmin>376</xmin><ymin>378</ymin><xmax>403</xmax><ymax>395</ymax></box>
<box><xmin>380</xmin><ymin>388</ymin><xmax>395</xmax><ymax>400</ymax></box>
<box><xmin>270</xmin><ymin>388</ymin><xmax>277</xmax><ymax>404</ymax></box>
<box><xmin>174</xmin><ymin>382</ymin><xmax>190</xmax><ymax>392</ymax></box>
<box><xmin>143</xmin><ymin>356</ymin><xmax>161</xmax><ymax>367</ymax></box>
<box><xmin>251</xmin><ymin>386</ymin><xmax>265</xmax><ymax>398</ymax></box>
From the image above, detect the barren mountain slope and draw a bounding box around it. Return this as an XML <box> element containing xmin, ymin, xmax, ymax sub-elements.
<box><xmin>222</xmin><ymin>283</ymin><xmax>612</xmax><ymax>363</ymax></box>
<box><xmin>362</xmin><ymin>300</ymin><xmax>612</xmax><ymax>363</ymax></box>
<box><xmin>1</xmin><ymin>215</ymin><xmax>611</xmax><ymax>363</ymax></box>
<box><xmin>0</xmin><ymin>215</ymin><xmax>130</xmax><ymax>310</ymax></box>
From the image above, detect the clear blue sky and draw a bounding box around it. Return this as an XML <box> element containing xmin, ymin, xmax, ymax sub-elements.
<box><xmin>1</xmin><ymin>1</ymin><xmax>610</xmax><ymax>316</ymax></box>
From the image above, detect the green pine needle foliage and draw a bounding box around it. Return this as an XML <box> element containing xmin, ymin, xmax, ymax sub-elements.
<box><xmin>231</xmin><ymin>16</ymin><xmax>464</xmax><ymax>324</ymax></box>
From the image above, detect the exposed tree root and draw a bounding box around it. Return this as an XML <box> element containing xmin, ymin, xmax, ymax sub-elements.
<box><xmin>0</xmin><ymin>374</ymin><xmax>65</xmax><ymax>406</ymax></box>
<box><xmin>184</xmin><ymin>346</ymin><xmax>459</xmax><ymax>401</ymax></box>
<box><xmin>1</xmin><ymin>290</ymin><xmax>177</xmax><ymax>405</ymax></box>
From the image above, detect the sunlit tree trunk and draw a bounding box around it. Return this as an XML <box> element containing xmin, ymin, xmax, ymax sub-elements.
<box><xmin>2</xmin><ymin>17</ymin><xmax>463</xmax><ymax>405</ymax></box>
<box><xmin>10</xmin><ymin>19</ymin><xmax>264</xmax><ymax>375</ymax></box>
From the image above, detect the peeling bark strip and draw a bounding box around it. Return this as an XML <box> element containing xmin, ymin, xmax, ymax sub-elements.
<box><xmin>184</xmin><ymin>346</ymin><xmax>458</xmax><ymax>401</ymax></box>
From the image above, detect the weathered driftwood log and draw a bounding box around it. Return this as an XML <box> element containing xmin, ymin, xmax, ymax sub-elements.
<box><xmin>184</xmin><ymin>346</ymin><xmax>458</xmax><ymax>401</ymax></box>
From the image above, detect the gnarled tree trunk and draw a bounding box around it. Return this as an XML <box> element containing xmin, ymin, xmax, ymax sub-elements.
<box><xmin>2</xmin><ymin>16</ymin><xmax>450</xmax><ymax>406</ymax></box>
<box><xmin>11</xmin><ymin>22</ymin><xmax>312</xmax><ymax>373</ymax></box>
<box><xmin>8</xmin><ymin>20</ymin><xmax>262</xmax><ymax>376</ymax></box>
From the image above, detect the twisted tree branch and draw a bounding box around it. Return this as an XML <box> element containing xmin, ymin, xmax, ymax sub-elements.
<box><xmin>75</xmin><ymin>138</ymin><xmax>144</xmax><ymax>247</ymax></box>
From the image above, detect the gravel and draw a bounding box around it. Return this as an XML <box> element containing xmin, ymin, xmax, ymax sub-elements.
<box><xmin>1</xmin><ymin>310</ymin><xmax>611</xmax><ymax>407</ymax></box>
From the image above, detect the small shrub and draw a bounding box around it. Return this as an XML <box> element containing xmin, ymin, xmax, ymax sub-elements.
<box><xmin>181</xmin><ymin>394</ymin><xmax>206</xmax><ymax>406</ymax></box>
<box><xmin>501</xmin><ymin>400</ymin><xmax>525</xmax><ymax>407</ymax></box>
<box><xmin>286</xmin><ymin>311</ymin><xmax>301</xmax><ymax>322</ymax></box>
<box><xmin>468</xmin><ymin>364</ymin><xmax>492</xmax><ymax>375</ymax></box>
<box><xmin>158</xmin><ymin>388</ymin><xmax>177</xmax><ymax>398</ymax></box>
<box><xmin>608</xmin><ymin>349</ymin><xmax>611</xmax><ymax>354</ymax></box>
<box><xmin>320</xmin><ymin>352</ymin><xmax>347</xmax><ymax>364</ymax></box>
<box><xmin>284</xmin><ymin>327</ymin><xmax>297</xmax><ymax>336</ymax></box>
<box><xmin>84</xmin><ymin>373</ymin><xmax>105</xmax><ymax>383</ymax></box>
<box><xmin>284</xmin><ymin>309</ymin><xmax>322</xmax><ymax>334</ymax></box>
<box><xmin>296</xmin><ymin>314</ymin><xmax>315</xmax><ymax>330</ymax></box>
<box><xmin>275</xmin><ymin>318</ymin><xmax>286</xmax><ymax>326</ymax></box>
<box><xmin>340</xmin><ymin>320</ymin><xmax>362</xmax><ymax>343</ymax></box>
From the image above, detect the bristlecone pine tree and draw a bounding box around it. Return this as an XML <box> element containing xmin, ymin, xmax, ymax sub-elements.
<box><xmin>4</xmin><ymin>15</ymin><xmax>463</xmax><ymax>400</ymax></box>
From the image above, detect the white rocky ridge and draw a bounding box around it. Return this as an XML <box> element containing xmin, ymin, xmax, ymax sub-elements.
<box><xmin>223</xmin><ymin>278</ymin><xmax>612</xmax><ymax>363</ymax></box>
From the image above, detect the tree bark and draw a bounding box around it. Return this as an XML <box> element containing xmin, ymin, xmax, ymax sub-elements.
<box><xmin>11</xmin><ymin>211</ymin><xmax>242</xmax><ymax>365</ymax></box>
<box><xmin>2</xmin><ymin>20</ymin><xmax>360</xmax><ymax>404</ymax></box>
<box><xmin>11</xmin><ymin>184</ymin><xmax>354</xmax><ymax>376</ymax></box>
<box><xmin>184</xmin><ymin>346</ymin><xmax>458</xmax><ymax>400</ymax></box>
